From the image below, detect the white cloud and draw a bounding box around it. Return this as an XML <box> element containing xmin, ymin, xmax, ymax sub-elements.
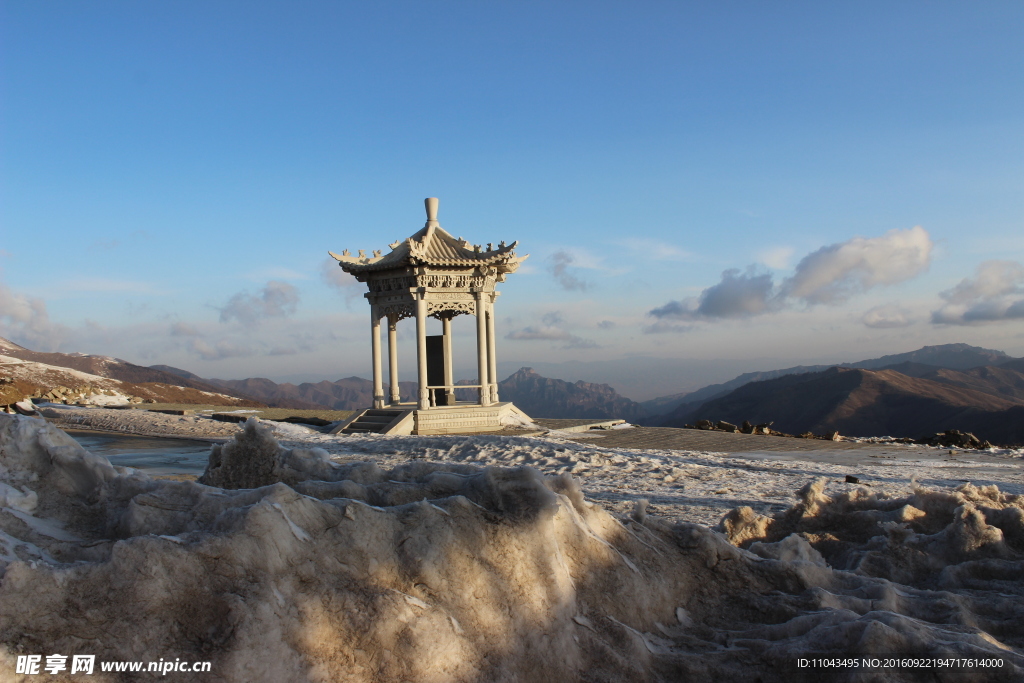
<box><xmin>219</xmin><ymin>280</ymin><xmax>300</xmax><ymax>326</ymax></box>
<box><xmin>188</xmin><ymin>339</ymin><xmax>256</xmax><ymax>361</ymax></box>
<box><xmin>541</xmin><ymin>311</ymin><xmax>565</xmax><ymax>325</ymax></box>
<box><xmin>781</xmin><ymin>226</ymin><xmax>932</xmax><ymax>304</ymax></box>
<box><xmin>247</xmin><ymin>266</ymin><xmax>310</xmax><ymax>281</ymax></box>
<box><xmin>862</xmin><ymin>304</ymin><xmax>914</xmax><ymax>329</ymax></box>
<box><xmin>506</xmin><ymin>325</ymin><xmax>598</xmax><ymax>349</ymax></box>
<box><xmin>931</xmin><ymin>260</ymin><xmax>1024</xmax><ymax>325</ymax></box>
<box><xmin>506</xmin><ymin>325</ymin><xmax>572</xmax><ymax>341</ymax></box>
<box><xmin>548</xmin><ymin>251</ymin><xmax>588</xmax><ymax>291</ymax></box>
<box><xmin>320</xmin><ymin>257</ymin><xmax>363</xmax><ymax>304</ymax></box>
<box><xmin>647</xmin><ymin>267</ymin><xmax>777</xmax><ymax>321</ymax></box>
<box><xmin>0</xmin><ymin>281</ymin><xmax>68</xmax><ymax>351</ymax></box>
<box><xmin>648</xmin><ymin>226</ymin><xmax>934</xmax><ymax>325</ymax></box>
<box><xmin>696</xmin><ymin>268</ymin><xmax>777</xmax><ymax>318</ymax></box>
<box><xmin>642</xmin><ymin>320</ymin><xmax>695</xmax><ymax>334</ymax></box>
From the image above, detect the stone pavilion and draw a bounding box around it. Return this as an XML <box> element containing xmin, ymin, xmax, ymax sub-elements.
<box><xmin>328</xmin><ymin>198</ymin><xmax>532</xmax><ymax>435</ymax></box>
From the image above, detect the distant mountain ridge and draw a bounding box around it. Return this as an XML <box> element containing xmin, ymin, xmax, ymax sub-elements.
<box><xmin>204</xmin><ymin>376</ymin><xmax>420</xmax><ymax>411</ymax></box>
<box><xmin>7</xmin><ymin>335</ymin><xmax>1022</xmax><ymax>440</ymax></box>
<box><xmin>849</xmin><ymin>343</ymin><xmax>1011</xmax><ymax>370</ymax></box>
<box><xmin>660</xmin><ymin>365</ymin><xmax>1024</xmax><ymax>446</ymax></box>
<box><xmin>644</xmin><ymin>343</ymin><xmax>1019</xmax><ymax>421</ymax></box>
<box><xmin>489</xmin><ymin>367</ymin><xmax>647</xmax><ymax>422</ymax></box>
<box><xmin>195</xmin><ymin>367</ymin><xmax>647</xmax><ymax>419</ymax></box>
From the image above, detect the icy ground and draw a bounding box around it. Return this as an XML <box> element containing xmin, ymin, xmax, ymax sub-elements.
<box><xmin>1</xmin><ymin>414</ymin><xmax>1023</xmax><ymax>682</ymax></box>
<box><xmin>265</xmin><ymin>421</ymin><xmax>1024</xmax><ymax>528</ymax></box>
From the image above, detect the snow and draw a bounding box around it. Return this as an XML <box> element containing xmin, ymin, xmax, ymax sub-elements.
<box><xmin>0</xmin><ymin>338</ymin><xmax>27</xmax><ymax>353</ymax></box>
<box><xmin>0</xmin><ymin>354</ymin><xmax>118</xmax><ymax>386</ymax></box>
<box><xmin>0</xmin><ymin>482</ymin><xmax>37</xmax><ymax>513</ymax></box>
<box><xmin>270</xmin><ymin>430</ymin><xmax>1024</xmax><ymax>528</ymax></box>
<box><xmin>497</xmin><ymin>408</ymin><xmax>539</xmax><ymax>429</ymax></box>
<box><xmin>266</xmin><ymin>420</ymin><xmax>320</xmax><ymax>439</ymax></box>
<box><xmin>81</xmin><ymin>392</ymin><xmax>131</xmax><ymax>406</ymax></box>
<box><xmin>0</xmin><ymin>413</ymin><xmax>1022</xmax><ymax>681</ymax></box>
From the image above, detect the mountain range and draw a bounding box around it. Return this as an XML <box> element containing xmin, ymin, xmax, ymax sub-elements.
<box><xmin>3</xmin><ymin>335</ymin><xmax>1022</xmax><ymax>444</ymax></box>
<box><xmin>475</xmin><ymin>367</ymin><xmax>648</xmax><ymax>422</ymax></box>
<box><xmin>642</xmin><ymin>344</ymin><xmax>1016</xmax><ymax>418</ymax></box>
<box><xmin>659</xmin><ymin>348</ymin><xmax>1024</xmax><ymax>446</ymax></box>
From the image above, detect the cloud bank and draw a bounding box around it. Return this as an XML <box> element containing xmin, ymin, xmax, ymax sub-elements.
<box><xmin>188</xmin><ymin>339</ymin><xmax>256</xmax><ymax>361</ymax></box>
<box><xmin>780</xmin><ymin>225</ymin><xmax>932</xmax><ymax>304</ymax></box>
<box><xmin>219</xmin><ymin>281</ymin><xmax>300</xmax><ymax>326</ymax></box>
<box><xmin>931</xmin><ymin>260</ymin><xmax>1024</xmax><ymax>325</ymax></box>
<box><xmin>0</xmin><ymin>281</ymin><xmax>68</xmax><ymax>351</ymax></box>
<box><xmin>647</xmin><ymin>226</ymin><xmax>933</xmax><ymax>331</ymax></box>
<box><xmin>506</xmin><ymin>325</ymin><xmax>598</xmax><ymax>349</ymax></box>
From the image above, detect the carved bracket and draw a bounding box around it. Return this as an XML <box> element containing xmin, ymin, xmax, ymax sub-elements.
<box><xmin>427</xmin><ymin>300</ymin><xmax>476</xmax><ymax>318</ymax></box>
<box><xmin>379</xmin><ymin>303</ymin><xmax>415</xmax><ymax>321</ymax></box>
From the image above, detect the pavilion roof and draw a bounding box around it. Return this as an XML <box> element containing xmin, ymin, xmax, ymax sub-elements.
<box><xmin>330</xmin><ymin>224</ymin><xmax>527</xmax><ymax>274</ymax></box>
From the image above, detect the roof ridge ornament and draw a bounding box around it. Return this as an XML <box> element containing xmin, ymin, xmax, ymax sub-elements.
<box><xmin>425</xmin><ymin>197</ymin><xmax>439</xmax><ymax>228</ymax></box>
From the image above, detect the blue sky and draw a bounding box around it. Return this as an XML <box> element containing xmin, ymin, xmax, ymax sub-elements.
<box><xmin>2</xmin><ymin>2</ymin><xmax>1022</xmax><ymax>399</ymax></box>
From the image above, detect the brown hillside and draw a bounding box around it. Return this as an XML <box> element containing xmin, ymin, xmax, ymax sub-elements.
<box><xmin>888</xmin><ymin>362</ymin><xmax>1024</xmax><ymax>402</ymax></box>
<box><xmin>0</xmin><ymin>337</ymin><xmax>244</xmax><ymax>396</ymax></box>
<box><xmin>665</xmin><ymin>366</ymin><xmax>1024</xmax><ymax>443</ymax></box>
<box><xmin>0</xmin><ymin>355</ymin><xmax>262</xmax><ymax>408</ymax></box>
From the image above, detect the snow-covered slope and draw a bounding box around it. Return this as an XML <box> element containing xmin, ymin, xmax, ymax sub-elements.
<box><xmin>0</xmin><ymin>414</ymin><xmax>1021</xmax><ymax>681</ymax></box>
<box><xmin>0</xmin><ymin>353</ymin><xmax>258</xmax><ymax>408</ymax></box>
<box><xmin>0</xmin><ymin>335</ymin><xmax>262</xmax><ymax>407</ymax></box>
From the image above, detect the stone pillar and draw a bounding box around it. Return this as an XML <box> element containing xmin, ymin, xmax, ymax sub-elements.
<box><xmin>487</xmin><ymin>300</ymin><xmax>498</xmax><ymax>403</ymax></box>
<box><xmin>442</xmin><ymin>315</ymin><xmax>454</xmax><ymax>404</ymax></box>
<box><xmin>387</xmin><ymin>316</ymin><xmax>400</xmax><ymax>405</ymax></box>
<box><xmin>370</xmin><ymin>306</ymin><xmax>384</xmax><ymax>409</ymax></box>
<box><xmin>415</xmin><ymin>297</ymin><xmax>430</xmax><ymax>410</ymax></box>
<box><xmin>475</xmin><ymin>295</ymin><xmax>491</xmax><ymax>406</ymax></box>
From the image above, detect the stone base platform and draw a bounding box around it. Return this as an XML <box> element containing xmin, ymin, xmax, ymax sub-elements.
<box><xmin>333</xmin><ymin>402</ymin><xmax>533</xmax><ymax>436</ymax></box>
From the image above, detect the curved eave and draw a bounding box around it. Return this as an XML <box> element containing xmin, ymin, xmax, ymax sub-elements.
<box><xmin>329</xmin><ymin>250</ymin><xmax>526</xmax><ymax>274</ymax></box>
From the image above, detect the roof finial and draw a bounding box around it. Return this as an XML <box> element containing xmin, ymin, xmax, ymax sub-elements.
<box><xmin>424</xmin><ymin>197</ymin><xmax>439</xmax><ymax>227</ymax></box>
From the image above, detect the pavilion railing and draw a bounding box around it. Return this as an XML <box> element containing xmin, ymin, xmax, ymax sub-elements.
<box><xmin>423</xmin><ymin>384</ymin><xmax>499</xmax><ymax>408</ymax></box>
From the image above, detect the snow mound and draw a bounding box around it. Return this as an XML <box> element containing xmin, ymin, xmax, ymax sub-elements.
<box><xmin>720</xmin><ymin>476</ymin><xmax>1024</xmax><ymax>589</ymax></box>
<box><xmin>0</xmin><ymin>414</ymin><xmax>1021</xmax><ymax>681</ymax></box>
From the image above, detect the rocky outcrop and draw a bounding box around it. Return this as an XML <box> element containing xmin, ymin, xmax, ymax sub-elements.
<box><xmin>916</xmin><ymin>429</ymin><xmax>993</xmax><ymax>450</ymax></box>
